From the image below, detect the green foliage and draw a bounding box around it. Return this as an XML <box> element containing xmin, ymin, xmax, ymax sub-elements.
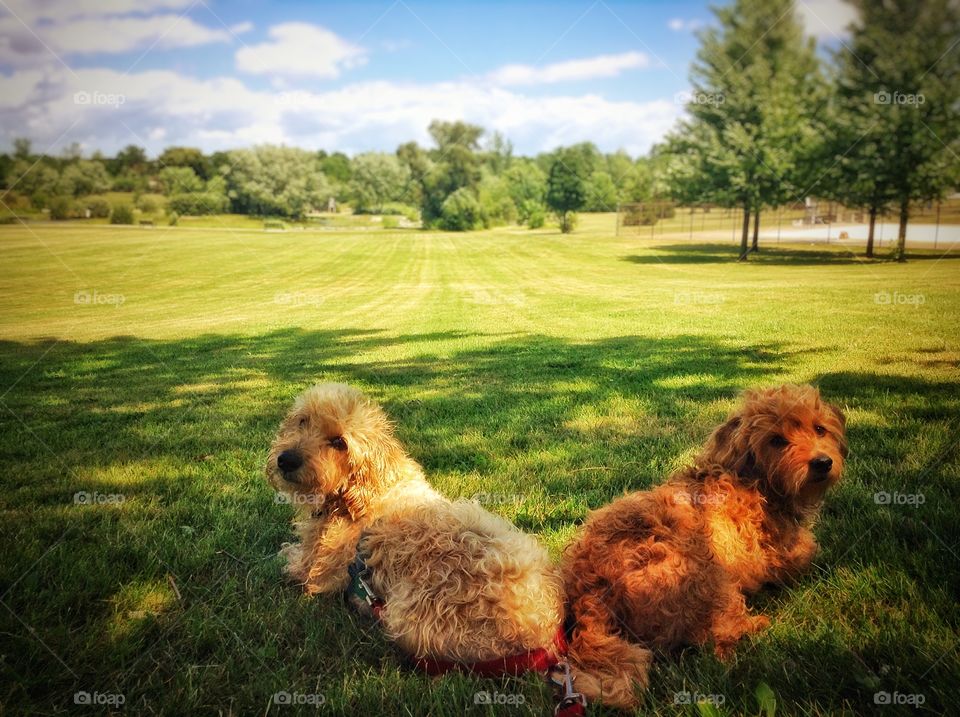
<box><xmin>48</xmin><ymin>196</ymin><xmax>75</xmax><ymax>220</ymax></box>
<box><xmin>584</xmin><ymin>171</ymin><xmax>619</xmax><ymax>212</ymax></box>
<box><xmin>477</xmin><ymin>173</ymin><xmax>516</xmax><ymax>227</ymax></box>
<box><xmin>158</xmin><ymin>146</ymin><xmax>210</xmax><ymax>179</ymax></box>
<box><xmin>546</xmin><ymin>148</ymin><xmax>587</xmax><ymax>233</ymax></box>
<box><xmin>419</xmin><ymin>121</ymin><xmax>485</xmax><ymax>225</ymax></box>
<box><xmin>822</xmin><ymin>0</ymin><xmax>960</xmax><ymax>260</ymax></box>
<box><xmin>225</xmin><ymin>145</ymin><xmax>331</xmax><ymax>219</ymax></box>
<box><xmin>167</xmin><ymin>192</ymin><xmax>229</xmax><ymax>216</ymax></box>
<box><xmin>55</xmin><ymin>160</ymin><xmax>110</xmax><ymax>197</ymax></box>
<box><xmin>439</xmin><ymin>187</ymin><xmax>483</xmax><ymax>230</ymax></box>
<box><xmin>111</xmin><ymin>172</ymin><xmax>147</xmax><ymax>193</ymax></box>
<box><xmin>382</xmin><ymin>215</ymin><xmax>399</xmax><ymax>229</ymax></box>
<box><xmin>320</xmin><ymin>151</ymin><xmax>352</xmax><ymax>184</ymax></box>
<box><xmin>167</xmin><ymin>211</ymin><xmax>179</xmax><ymax>226</ymax></box>
<box><xmin>159</xmin><ymin>166</ymin><xmax>204</xmax><ymax>196</ymax></box>
<box><xmin>350</xmin><ymin>153</ymin><xmax>411</xmax><ymax>213</ymax></box>
<box><xmin>380</xmin><ymin>202</ymin><xmax>419</xmax><ymax>222</ymax></box>
<box><xmin>503</xmin><ymin>161</ymin><xmax>546</xmax><ymax>223</ymax></box>
<box><xmin>525</xmin><ymin>204</ymin><xmax>545</xmax><ymax>228</ymax></box>
<box><xmin>137</xmin><ymin>196</ymin><xmax>159</xmax><ymax>213</ymax></box>
<box><xmin>109</xmin><ymin>203</ymin><xmax>135</xmax><ymax>224</ymax></box>
<box><xmin>85</xmin><ymin>198</ymin><xmax>111</xmax><ymax>218</ymax></box>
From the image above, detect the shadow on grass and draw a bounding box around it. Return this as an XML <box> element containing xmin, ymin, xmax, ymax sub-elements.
<box><xmin>0</xmin><ymin>328</ymin><xmax>957</xmax><ymax>714</ymax></box>
<box><xmin>621</xmin><ymin>242</ymin><xmax>960</xmax><ymax>265</ymax></box>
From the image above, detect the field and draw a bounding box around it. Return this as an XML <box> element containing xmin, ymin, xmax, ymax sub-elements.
<box><xmin>1</xmin><ymin>217</ymin><xmax>959</xmax><ymax>716</ymax></box>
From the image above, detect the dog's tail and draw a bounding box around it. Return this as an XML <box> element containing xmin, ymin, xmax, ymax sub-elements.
<box><xmin>565</xmin><ymin>592</ymin><xmax>652</xmax><ymax>710</ymax></box>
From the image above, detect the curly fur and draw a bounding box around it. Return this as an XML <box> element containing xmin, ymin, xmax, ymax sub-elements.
<box><xmin>266</xmin><ymin>383</ymin><xmax>564</xmax><ymax>664</ymax></box>
<box><xmin>562</xmin><ymin>385</ymin><xmax>848</xmax><ymax>709</ymax></box>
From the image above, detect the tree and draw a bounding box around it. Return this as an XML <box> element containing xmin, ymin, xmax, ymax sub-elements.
<box><xmin>584</xmin><ymin>171</ymin><xmax>619</xmax><ymax>212</ymax></box>
<box><xmin>320</xmin><ymin>152</ymin><xmax>352</xmax><ymax>185</ymax></box>
<box><xmin>13</xmin><ymin>138</ymin><xmax>32</xmax><ymax>160</ymax></box>
<box><xmin>158</xmin><ymin>147</ymin><xmax>210</xmax><ymax>180</ymax></box>
<box><xmin>826</xmin><ymin>0</ymin><xmax>960</xmax><ymax>261</ymax></box>
<box><xmin>225</xmin><ymin>146</ymin><xmax>330</xmax><ymax>219</ymax></box>
<box><xmin>158</xmin><ymin>166</ymin><xmax>204</xmax><ymax>196</ymax></box>
<box><xmin>349</xmin><ymin>153</ymin><xmax>410</xmax><ymax>213</ymax></box>
<box><xmin>546</xmin><ymin>148</ymin><xmax>587</xmax><ymax>233</ymax></box>
<box><xmin>418</xmin><ymin>120</ymin><xmax>484</xmax><ymax>226</ymax></box>
<box><xmin>674</xmin><ymin>0</ymin><xmax>823</xmax><ymax>259</ymax></box>
<box><xmin>112</xmin><ymin>145</ymin><xmax>148</xmax><ymax>175</ymax></box>
<box><xmin>56</xmin><ymin>160</ymin><xmax>110</xmax><ymax>197</ymax></box>
<box><xmin>503</xmin><ymin>161</ymin><xmax>546</xmax><ymax>223</ymax></box>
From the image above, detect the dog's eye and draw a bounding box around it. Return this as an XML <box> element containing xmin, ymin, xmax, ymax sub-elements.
<box><xmin>814</xmin><ymin>424</ymin><xmax>827</xmax><ymax>437</ymax></box>
<box><xmin>329</xmin><ymin>436</ymin><xmax>347</xmax><ymax>451</ymax></box>
<box><xmin>770</xmin><ymin>435</ymin><xmax>789</xmax><ymax>448</ymax></box>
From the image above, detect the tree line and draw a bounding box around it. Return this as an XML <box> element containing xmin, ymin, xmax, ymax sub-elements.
<box><xmin>1</xmin><ymin>0</ymin><xmax>957</xmax><ymax>261</ymax></box>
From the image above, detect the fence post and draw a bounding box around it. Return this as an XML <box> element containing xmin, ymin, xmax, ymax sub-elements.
<box><xmin>934</xmin><ymin>200</ymin><xmax>940</xmax><ymax>249</ymax></box>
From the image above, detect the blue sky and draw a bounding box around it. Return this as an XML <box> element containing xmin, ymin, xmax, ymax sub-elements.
<box><xmin>0</xmin><ymin>0</ymin><xmax>854</xmax><ymax>157</ymax></box>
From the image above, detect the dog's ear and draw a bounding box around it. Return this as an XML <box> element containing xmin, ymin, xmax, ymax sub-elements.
<box><xmin>698</xmin><ymin>414</ymin><xmax>755</xmax><ymax>476</ymax></box>
<box><xmin>339</xmin><ymin>424</ymin><xmax>399</xmax><ymax>521</ymax></box>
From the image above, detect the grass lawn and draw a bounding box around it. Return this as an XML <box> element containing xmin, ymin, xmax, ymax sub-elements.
<box><xmin>1</xmin><ymin>219</ymin><xmax>958</xmax><ymax>716</ymax></box>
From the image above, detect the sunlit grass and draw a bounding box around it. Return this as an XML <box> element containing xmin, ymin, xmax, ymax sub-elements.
<box><xmin>1</xmin><ymin>220</ymin><xmax>958</xmax><ymax>715</ymax></box>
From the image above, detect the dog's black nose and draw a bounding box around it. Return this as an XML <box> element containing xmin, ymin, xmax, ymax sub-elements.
<box><xmin>809</xmin><ymin>455</ymin><xmax>833</xmax><ymax>473</ymax></box>
<box><xmin>277</xmin><ymin>449</ymin><xmax>303</xmax><ymax>475</ymax></box>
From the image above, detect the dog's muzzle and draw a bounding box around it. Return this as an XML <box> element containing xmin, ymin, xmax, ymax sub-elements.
<box><xmin>277</xmin><ymin>449</ymin><xmax>304</xmax><ymax>482</ymax></box>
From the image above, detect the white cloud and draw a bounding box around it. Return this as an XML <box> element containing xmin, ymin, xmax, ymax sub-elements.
<box><xmin>2</xmin><ymin>0</ymin><xmax>194</xmax><ymax>22</ymax></box>
<box><xmin>235</xmin><ymin>22</ymin><xmax>366</xmax><ymax>78</ymax></box>
<box><xmin>486</xmin><ymin>51</ymin><xmax>651</xmax><ymax>86</ymax></box>
<box><xmin>796</xmin><ymin>0</ymin><xmax>858</xmax><ymax>39</ymax></box>
<box><xmin>0</xmin><ymin>66</ymin><xmax>682</xmax><ymax>157</ymax></box>
<box><xmin>229</xmin><ymin>21</ymin><xmax>254</xmax><ymax>35</ymax></box>
<box><xmin>667</xmin><ymin>18</ymin><xmax>703</xmax><ymax>32</ymax></box>
<box><xmin>0</xmin><ymin>13</ymin><xmax>233</xmax><ymax>66</ymax></box>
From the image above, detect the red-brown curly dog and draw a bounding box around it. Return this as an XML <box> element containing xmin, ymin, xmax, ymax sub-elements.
<box><xmin>562</xmin><ymin>385</ymin><xmax>847</xmax><ymax>709</ymax></box>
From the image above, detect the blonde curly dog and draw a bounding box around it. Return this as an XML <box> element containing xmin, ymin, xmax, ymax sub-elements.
<box><xmin>265</xmin><ymin>383</ymin><xmax>565</xmax><ymax>665</ymax></box>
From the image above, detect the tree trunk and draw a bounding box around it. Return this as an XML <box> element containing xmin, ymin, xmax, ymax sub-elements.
<box><xmin>866</xmin><ymin>206</ymin><xmax>877</xmax><ymax>258</ymax></box>
<box><xmin>750</xmin><ymin>209</ymin><xmax>760</xmax><ymax>252</ymax></box>
<box><xmin>895</xmin><ymin>198</ymin><xmax>908</xmax><ymax>262</ymax></box>
<box><xmin>739</xmin><ymin>204</ymin><xmax>750</xmax><ymax>261</ymax></box>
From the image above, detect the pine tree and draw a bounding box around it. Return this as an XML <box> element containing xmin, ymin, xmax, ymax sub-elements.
<box><xmin>680</xmin><ymin>0</ymin><xmax>824</xmax><ymax>260</ymax></box>
<box><xmin>826</xmin><ymin>0</ymin><xmax>960</xmax><ymax>261</ymax></box>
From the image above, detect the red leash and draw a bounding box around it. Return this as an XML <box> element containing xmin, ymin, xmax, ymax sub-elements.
<box><xmin>347</xmin><ymin>554</ymin><xmax>586</xmax><ymax>716</ymax></box>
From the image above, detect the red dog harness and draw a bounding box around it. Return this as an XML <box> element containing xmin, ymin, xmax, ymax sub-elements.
<box><xmin>347</xmin><ymin>553</ymin><xmax>586</xmax><ymax>716</ymax></box>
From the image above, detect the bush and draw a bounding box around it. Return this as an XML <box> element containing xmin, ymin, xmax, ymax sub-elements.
<box><xmin>137</xmin><ymin>196</ymin><xmax>159</xmax><ymax>213</ymax></box>
<box><xmin>380</xmin><ymin>202</ymin><xmax>420</xmax><ymax>222</ymax></box>
<box><xmin>167</xmin><ymin>211</ymin><xmax>179</xmax><ymax>226</ymax></box>
<box><xmin>166</xmin><ymin>192</ymin><xmax>229</xmax><ymax>216</ymax></box>
<box><xmin>439</xmin><ymin>188</ymin><xmax>482</xmax><ymax>231</ymax></box>
<box><xmin>110</xmin><ymin>203</ymin><xmax>135</xmax><ymax>225</ymax></box>
<box><xmin>382</xmin><ymin>215</ymin><xmax>399</xmax><ymax>229</ymax></box>
<box><xmin>526</xmin><ymin>206</ymin><xmax>545</xmax><ymax>229</ymax></box>
<box><xmin>86</xmin><ymin>198</ymin><xmax>111</xmax><ymax>218</ymax></box>
<box><xmin>48</xmin><ymin>196</ymin><xmax>75</xmax><ymax>220</ymax></box>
